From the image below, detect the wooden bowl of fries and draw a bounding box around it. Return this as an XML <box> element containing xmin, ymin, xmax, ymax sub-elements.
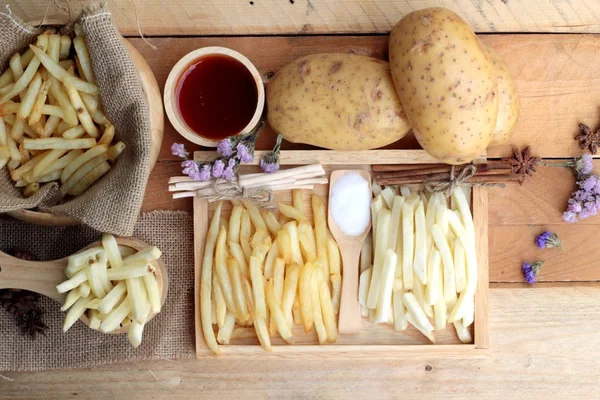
<box><xmin>2</xmin><ymin>29</ymin><xmax>163</xmax><ymax>226</ymax></box>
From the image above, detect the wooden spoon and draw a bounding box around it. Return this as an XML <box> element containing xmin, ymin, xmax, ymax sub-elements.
<box><xmin>328</xmin><ymin>169</ymin><xmax>372</xmax><ymax>334</ymax></box>
<box><xmin>0</xmin><ymin>237</ymin><xmax>168</xmax><ymax>334</ymax></box>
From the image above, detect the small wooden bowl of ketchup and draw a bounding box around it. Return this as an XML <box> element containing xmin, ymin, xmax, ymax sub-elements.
<box><xmin>164</xmin><ymin>47</ymin><xmax>265</xmax><ymax>147</ymax></box>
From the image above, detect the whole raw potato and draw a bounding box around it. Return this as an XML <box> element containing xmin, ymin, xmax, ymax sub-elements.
<box><xmin>485</xmin><ymin>44</ymin><xmax>520</xmax><ymax>147</ymax></box>
<box><xmin>389</xmin><ymin>8</ymin><xmax>499</xmax><ymax>164</ymax></box>
<box><xmin>267</xmin><ymin>53</ymin><xmax>412</xmax><ymax>150</ymax></box>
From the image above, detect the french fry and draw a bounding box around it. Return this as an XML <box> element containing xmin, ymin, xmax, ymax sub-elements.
<box><xmin>29</xmin><ymin>45</ymin><xmax>99</xmax><ymax>95</ymax></box>
<box><xmin>358</xmin><ymin>267</ymin><xmax>372</xmax><ymax>309</ymax></box>
<box><xmin>107</xmin><ymin>141</ymin><xmax>126</xmax><ymax>161</ymax></box>
<box><xmin>228</xmin><ymin>242</ymin><xmax>248</xmax><ymax>277</ymax></box>
<box><xmin>60</xmin><ymin>153</ymin><xmax>108</xmax><ymax>195</ymax></box>
<box><xmin>403</xmin><ymin>292</ymin><xmax>433</xmax><ymax>334</ymax></box>
<box><xmin>263</xmin><ymin>242</ymin><xmax>279</xmax><ymax>278</ymax></box>
<box><xmin>278</xmin><ymin>202</ymin><xmax>308</xmax><ymax>223</ymax></box>
<box><xmin>99</xmin><ymin>295</ymin><xmax>132</xmax><ymax>333</ymax></box>
<box><xmin>0</xmin><ymin>102</ymin><xmax>19</xmax><ymax>117</ymax></box>
<box><xmin>48</xmin><ymin>34</ymin><xmax>61</xmax><ymax>62</ymax></box>
<box><xmin>98</xmin><ymin>124</ymin><xmax>115</xmax><ymax>146</ymax></box>
<box><xmin>62</xmin><ymin>125</ymin><xmax>86</xmax><ymax>139</ymax></box>
<box><xmin>23</xmin><ymin>137</ymin><xmax>96</xmax><ymax>150</ymax></box>
<box><xmin>28</xmin><ymin>80</ymin><xmax>50</xmax><ymax>125</ymax></box>
<box><xmin>85</xmin><ymin>258</ymin><xmax>107</xmax><ymax>299</ymax></box>
<box><xmin>261</xmin><ymin>210</ymin><xmax>281</xmax><ymax>237</ymax></box>
<box><xmin>73</xmin><ymin>35</ymin><xmax>96</xmax><ymax>83</ymax></box>
<box><xmin>59</xmin><ymin>36</ymin><xmax>72</xmax><ymax>60</ymax></box>
<box><xmin>213</xmin><ymin>273</ymin><xmax>226</xmax><ymax>328</ymax></box>
<box><xmin>431</xmin><ymin>224</ymin><xmax>456</xmax><ymax>306</ymax></box>
<box><xmin>425</xmin><ymin>247</ymin><xmax>441</xmax><ymax>306</ymax></box>
<box><xmin>251</xmin><ymin>236</ymin><xmax>271</xmax><ymax>264</ymax></box>
<box><xmin>374</xmin><ymin>249</ymin><xmax>397</xmax><ymax>323</ymax></box>
<box><xmin>327</xmin><ymin>237</ymin><xmax>341</xmax><ymax>276</ymax></box>
<box><xmin>249</xmin><ymin>256</ymin><xmax>267</xmax><ymax>319</ymax></box>
<box><xmin>330</xmin><ymin>273</ymin><xmax>342</xmax><ymax>314</ymax></box>
<box><xmin>0</xmin><ymin>70</ymin><xmax>13</xmax><ymax>89</ymax></box>
<box><xmin>298</xmin><ymin>230</ymin><xmax>317</xmax><ymax>263</ymax></box>
<box><xmin>200</xmin><ymin>201</ymin><xmax>222</xmax><ymax>355</ymax></box>
<box><xmin>299</xmin><ymin>261</ymin><xmax>315</xmax><ymax>332</ymax></box>
<box><xmin>292</xmin><ymin>189</ymin><xmax>305</xmax><ymax>216</ymax></box>
<box><xmin>393</xmin><ymin>289</ymin><xmax>408</xmax><ymax>331</ymax></box>
<box><xmin>90</xmin><ymin>108</ymin><xmax>107</xmax><ymax>125</ymax></box>
<box><xmin>311</xmin><ymin>194</ymin><xmax>330</xmax><ymax>277</ymax></box>
<box><xmin>266</xmin><ymin>279</ymin><xmax>294</xmax><ymax>344</ymax></box>
<box><xmin>107</xmin><ymin>264</ymin><xmax>155</xmax><ymax>280</ymax></box>
<box><xmin>88</xmin><ymin>309</ymin><xmax>101</xmax><ymax>331</ymax></box>
<box><xmin>31</xmin><ymin>148</ymin><xmax>66</xmax><ymax>178</ymax></box>
<box><xmin>380</xmin><ymin>186</ymin><xmax>396</xmax><ymax>209</ymax></box>
<box><xmin>227</xmin><ymin>203</ymin><xmax>243</xmax><ymax>244</ymax></box>
<box><xmin>401</xmin><ymin>202</ymin><xmax>414</xmax><ymax>290</ymax></box>
<box><xmin>22</xmin><ymin>182</ymin><xmax>39</xmax><ymax>197</ymax></box>
<box><xmin>228</xmin><ymin>257</ymin><xmax>249</xmax><ymax>322</ymax></box>
<box><xmin>242</xmin><ymin>279</ymin><xmax>271</xmax><ymax>352</ymax></box>
<box><xmin>17</xmin><ymin>72</ymin><xmax>42</xmax><ymax>120</ymax></box>
<box><xmin>0</xmin><ymin>117</ymin><xmax>6</xmax><ymax>146</ymax></box>
<box><xmin>276</xmin><ymin>229</ymin><xmax>292</xmax><ymax>263</ymax></box>
<box><xmin>32</xmin><ymin>170</ymin><xmax>60</xmax><ymax>183</ymax></box>
<box><xmin>98</xmin><ymin>281</ymin><xmax>127</xmax><ymax>314</ymax></box>
<box><xmin>292</xmin><ymin>300</ymin><xmax>302</xmax><ymax>326</ymax></box>
<box><xmin>68</xmin><ymin>161</ymin><xmax>111</xmax><ymax>196</ymax></box>
<box><xmin>217</xmin><ymin>312</ymin><xmax>236</xmax><ymax>344</ymax></box>
<box><xmin>80</xmin><ymin>92</ymin><xmax>98</xmax><ymax>112</ymax></box>
<box><xmin>42</xmin><ymin>115</ymin><xmax>61</xmax><ymax>137</ymax></box>
<box><xmin>310</xmin><ymin>272</ymin><xmax>328</xmax><ymax>344</ymax></box>
<box><xmin>240</xmin><ymin>208</ymin><xmax>251</xmax><ymax>239</ymax></box>
<box><xmin>240</xmin><ymin>237</ymin><xmax>252</xmax><ymax>261</ymax></box>
<box><xmin>413</xmin><ymin>201</ymin><xmax>427</xmax><ymax>284</ymax></box>
<box><xmin>231</xmin><ymin>327</ymin><xmax>256</xmax><ymax>340</ymax></box>
<box><xmin>63</xmin><ymin>294</ymin><xmax>93</xmax><ymax>332</ymax></box>
<box><xmin>215</xmin><ymin>225</ymin><xmax>237</xmax><ymax>315</ymax></box>
<box><xmin>48</xmin><ymin>77</ymin><xmax>78</xmax><ymax>126</ymax></box>
<box><xmin>63</xmin><ymin>74</ymin><xmax>98</xmax><ymax>137</ymax></box>
<box><xmin>284</xmin><ymin>221</ymin><xmax>303</xmax><ymax>265</ymax></box>
<box><xmin>281</xmin><ymin>263</ymin><xmax>300</xmax><ymax>328</ymax></box>
<box><xmin>251</xmin><ymin>229</ymin><xmax>269</xmax><ymax>249</ymax></box>
<box><xmin>0</xmin><ymin>51</ymin><xmax>42</xmax><ymax>104</ymax></box>
<box><xmin>315</xmin><ymin>268</ymin><xmax>338</xmax><ymax>342</ymax></box>
<box><xmin>241</xmin><ymin>200</ymin><xmax>267</xmax><ymax>232</ymax></box>
<box><xmin>65</xmin><ymin>246</ymin><xmax>103</xmax><ymax>277</ymax></box>
<box><xmin>367</xmin><ymin>208</ymin><xmax>391</xmax><ymax>309</ymax></box>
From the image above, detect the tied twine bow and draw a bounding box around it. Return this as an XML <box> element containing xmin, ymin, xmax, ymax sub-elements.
<box><xmin>424</xmin><ymin>165</ymin><xmax>505</xmax><ymax>196</ymax></box>
<box><xmin>202</xmin><ymin>179</ymin><xmax>274</xmax><ymax>207</ymax></box>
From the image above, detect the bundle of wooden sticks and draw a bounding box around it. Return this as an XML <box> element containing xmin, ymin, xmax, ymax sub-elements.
<box><xmin>374</xmin><ymin>161</ymin><xmax>520</xmax><ymax>186</ymax></box>
<box><xmin>169</xmin><ymin>164</ymin><xmax>327</xmax><ymax>199</ymax></box>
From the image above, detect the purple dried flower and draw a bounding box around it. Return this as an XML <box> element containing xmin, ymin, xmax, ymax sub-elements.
<box><xmin>199</xmin><ymin>164</ymin><xmax>211</xmax><ymax>181</ymax></box>
<box><xmin>222</xmin><ymin>159</ymin><xmax>237</xmax><ymax>181</ymax></box>
<box><xmin>182</xmin><ymin>160</ymin><xmax>201</xmax><ymax>180</ymax></box>
<box><xmin>563</xmin><ymin>211</ymin><xmax>578</xmax><ymax>223</ymax></box>
<box><xmin>535</xmin><ymin>231</ymin><xmax>562</xmax><ymax>250</ymax></box>
<box><xmin>260</xmin><ymin>159</ymin><xmax>280</xmax><ymax>173</ymax></box>
<box><xmin>212</xmin><ymin>159</ymin><xmax>225</xmax><ymax>178</ymax></box>
<box><xmin>522</xmin><ymin>261</ymin><xmax>544</xmax><ymax>284</ymax></box>
<box><xmin>260</xmin><ymin>133</ymin><xmax>284</xmax><ymax>173</ymax></box>
<box><xmin>217</xmin><ymin>139</ymin><xmax>233</xmax><ymax>157</ymax></box>
<box><xmin>171</xmin><ymin>143</ymin><xmax>188</xmax><ymax>159</ymax></box>
<box><xmin>582</xmin><ymin>176</ymin><xmax>597</xmax><ymax>192</ymax></box>
<box><xmin>236</xmin><ymin>143</ymin><xmax>254</xmax><ymax>163</ymax></box>
<box><xmin>576</xmin><ymin>154</ymin><xmax>594</xmax><ymax>176</ymax></box>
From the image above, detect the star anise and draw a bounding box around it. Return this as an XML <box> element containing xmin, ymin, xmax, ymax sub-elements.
<box><xmin>575</xmin><ymin>123</ymin><xmax>600</xmax><ymax>154</ymax></box>
<box><xmin>502</xmin><ymin>146</ymin><xmax>541</xmax><ymax>184</ymax></box>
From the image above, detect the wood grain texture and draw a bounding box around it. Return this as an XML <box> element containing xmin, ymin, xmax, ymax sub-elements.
<box><xmin>3</xmin><ymin>285</ymin><xmax>600</xmax><ymax>399</ymax></box>
<box><xmin>9</xmin><ymin>0</ymin><xmax>600</xmax><ymax>35</ymax></box>
<box><xmin>121</xmin><ymin>35</ymin><xmax>600</xmax><ymax>161</ymax></box>
<box><xmin>472</xmin><ymin>187</ymin><xmax>489</xmax><ymax>349</ymax></box>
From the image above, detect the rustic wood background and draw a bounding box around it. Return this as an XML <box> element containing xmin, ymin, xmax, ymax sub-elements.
<box><xmin>3</xmin><ymin>0</ymin><xmax>600</xmax><ymax>398</ymax></box>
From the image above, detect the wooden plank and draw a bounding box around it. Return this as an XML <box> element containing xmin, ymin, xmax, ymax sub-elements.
<box><xmin>3</xmin><ymin>285</ymin><xmax>600</xmax><ymax>398</ymax></box>
<box><xmin>473</xmin><ymin>187</ymin><xmax>489</xmax><ymax>349</ymax></box>
<box><xmin>121</xmin><ymin>35</ymin><xmax>600</xmax><ymax>161</ymax></box>
<box><xmin>9</xmin><ymin>0</ymin><xmax>600</xmax><ymax>35</ymax></box>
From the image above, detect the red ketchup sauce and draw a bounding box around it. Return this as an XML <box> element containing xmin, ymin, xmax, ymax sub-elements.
<box><xmin>176</xmin><ymin>54</ymin><xmax>258</xmax><ymax>141</ymax></box>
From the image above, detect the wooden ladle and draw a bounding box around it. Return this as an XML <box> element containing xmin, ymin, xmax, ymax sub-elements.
<box><xmin>328</xmin><ymin>170</ymin><xmax>372</xmax><ymax>334</ymax></box>
<box><xmin>0</xmin><ymin>237</ymin><xmax>168</xmax><ymax>334</ymax></box>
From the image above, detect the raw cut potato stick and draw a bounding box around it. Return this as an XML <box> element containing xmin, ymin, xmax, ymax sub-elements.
<box><xmin>98</xmin><ymin>281</ymin><xmax>127</xmax><ymax>314</ymax></box>
<box><xmin>393</xmin><ymin>289</ymin><xmax>408</xmax><ymax>331</ymax></box>
<box><xmin>425</xmin><ymin>247</ymin><xmax>441</xmax><ymax>306</ymax></box>
<box><xmin>401</xmin><ymin>202</ymin><xmax>414</xmax><ymax>290</ymax></box>
<box><xmin>371</xmin><ymin>195</ymin><xmax>383</xmax><ymax>244</ymax></box>
<box><xmin>446</xmin><ymin>210</ymin><xmax>478</xmax><ymax>296</ymax></box>
<box><xmin>200</xmin><ymin>201</ymin><xmax>222</xmax><ymax>355</ymax></box>
<box><xmin>106</xmin><ymin>264</ymin><xmax>155</xmax><ymax>280</ymax></box>
<box><xmin>431</xmin><ymin>224</ymin><xmax>456</xmax><ymax>305</ymax></box>
<box><xmin>358</xmin><ymin>267</ymin><xmax>372</xmax><ymax>310</ymax></box>
<box><xmin>374</xmin><ymin>249</ymin><xmax>397</xmax><ymax>323</ymax></box>
<box><xmin>65</xmin><ymin>247</ymin><xmax>103</xmax><ymax>278</ymax></box>
<box><xmin>61</xmin><ymin>290</ymin><xmax>81</xmax><ymax>311</ymax></box>
<box><xmin>389</xmin><ymin>196</ymin><xmax>404</xmax><ymax>253</ymax></box>
<box><xmin>453</xmin><ymin>238</ymin><xmax>467</xmax><ymax>293</ymax></box>
<box><xmin>360</xmin><ymin>232</ymin><xmax>372</xmax><ymax>274</ymax></box>
<box><xmin>412</xmin><ymin>276</ymin><xmax>433</xmax><ymax>318</ymax></box>
<box><xmin>413</xmin><ymin>201</ymin><xmax>427</xmax><ymax>285</ymax></box>
<box><xmin>380</xmin><ymin>186</ymin><xmax>396</xmax><ymax>209</ymax></box>
<box><xmin>403</xmin><ymin>292</ymin><xmax>434</xmax><ymax>334</ymax></box>
<box><xmin>100</xmin><ymin>295</ymin><xmax>132</xmax><ymax>333</ymax></box>
<box><xmin>367</xmin><ymin>208</ymin><xmax>391</xmax><ymax>309</ymax></box>
<box><xmin>406</xmin><ymin>312</ymin><xmax>436</xmax><ymax>344</ymax></box>
<box><xmin>63</xmin><ymin>294</ymin><xmax>93</xmax><ymax>332</ymax></box>
<box><xmin>451</xmin><ymin>187</ymin><xmax>475</xmax><ymax>243</ymax></box>
<box><xmin>454</xmin><ymin>319</ymin><xmax>473</xmax><ymax>344</ymax></box>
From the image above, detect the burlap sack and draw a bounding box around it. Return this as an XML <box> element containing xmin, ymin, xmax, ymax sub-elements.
<box><xmin>0</xmin><ymin>6</ymin><xmax>152</xmax><ymax>236</ymax></box>
<box><xmin>0</xmin><ymin>211</ymin><xmax>195</xmax><ymax>371</ymax></box>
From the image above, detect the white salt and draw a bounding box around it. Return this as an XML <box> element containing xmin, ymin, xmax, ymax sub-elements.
<box><xmin>330</xmin><ymin>172</ymin><xmax>371</xmax><ymax>236</ymax></box>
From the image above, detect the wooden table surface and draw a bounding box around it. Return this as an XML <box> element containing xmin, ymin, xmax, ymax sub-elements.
<box><xmin>3</xmin><ymin>1</ymin><xmax>600</xmax><ymax>398</ymax></box>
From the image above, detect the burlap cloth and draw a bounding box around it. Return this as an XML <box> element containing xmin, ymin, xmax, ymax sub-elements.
<box><xmin>0</xmin><ymin>211</ymin><xmax>195</xmax><ymax>371</ymax></box>
<box><xmin>0</xmin><ymin>5</ymin><xmax>152</xmax><ymax>236</ymax></box>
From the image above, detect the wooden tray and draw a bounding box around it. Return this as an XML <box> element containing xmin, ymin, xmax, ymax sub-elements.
<box><xmin>193</xmin><ymin>150</ymin><xmax>489</xmax><ymax>358</ymax></box>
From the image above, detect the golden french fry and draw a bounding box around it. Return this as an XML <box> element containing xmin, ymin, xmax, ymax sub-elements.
<box><xmin>298</xmin><ymin>231</ymin><xmax>317</xmax><ymax>263</ymax></box>
<box><xmin>29</xmin><ymin>45</ymin><xmax>99</xmax><ymax>95</ymax></box>
<box><xmin>0</xmin><ymin>102</ymin><xmax>20</xmax><ymax>117</ymax></box>
<box><xmin>251</xmin><ymin>229</ymin><xmax>269</xmax><ymax>249</ymax></box>
<box><xmin>278</xmin><ymin>214</ymin><xmax>291</xmax><ymax>226</ymax></box>
<box><xmin>59</xmin><ymin>35</ymin><xmax>71</xmax><ymax>60</ymax></box>
<box><xmin>228</xmin><ymin>242</ymin><xmax>248</xmax><ymax>277</ymax></box>
<box><xmin>73</xmin><ymin>35</ymin><xmax>96</xmax><ymax>83</ymax></box>
<box><xmin>41</xmin><ymin>115</ymin><xmax>61</xmax><ymax>138</ymax></box>
<box><xmin>22</xmin><ymin>182</ymin><xmax>39</xmax><ymax>197</ymax></box>
<box><xmin>249</xmin><ymin>256</ymin><xmax>267</xmax><ymax>320</ymax></box>
<box><xmin>330</xmin><ymin>273</ymin><xmax>341</xmax><ymax>314</ymax></box>
<box><xmin>276</xmin><ymin>229</ymin><xmax>292</xmax><ymax>264</ymax></box>
<box><xmin>27</xmin><ymin>80</ymin><xmax>50</xmax><ymax>126</ymax></box>
<box><xmin>310</xmin><ymin>272</ymin><xmax>327</xmax><ymax>344</ymax></box>
<box><xmin>315</xmin><ymin>268</ymin><xmax>338</xmax><ymax>342</ymax></box>
<box><xmin>9</xmin><ymin>53</ymin><xmax>23</xmax><ymax>82</ymax></box>
<box><xmin>266</xmin><ymin>279</ymin><xmax>294</xmax><ymax>344</ymax></box>
<box><xmin>327</xmin><ymin>237</ymin><xmax>341</xmax><ymax>276</ymax></box>
<box><xmin>61</xmin><ymin>144</ymin><xmax>107</xmax><ymax>182</ymax></box>
<box><xmin>62</xmin><ymin>74</ymin><xmax>98</xmax><ymax>137</ymax></box>
<box><xmin>311</xmin><ymin>195</ymin><xmax>330</xmax><ymax>277</ymax></box>
<box><xmin>240</xmin><ymin>208</ymin><xmax>251</xmax><ymax>239</ymax></box>
<box><xmin>80</xmin><ymin>92</ymin><xmax>98</xmax><ymax>112</ymax></box>
<box><xmin>201</xmin><ymin>202</ymin><xmax>222</xmax><ymax>355</ymax></box>
<box><xmin>0</xmin><ymin>70</ymin><xmax>13</xmax><ymax>89</ymax></box>
<box><xmin>9</xmin><ymin>150</ymin><xmax>44</xmax><ymax>181</ymax></box>
<box><xmin>281</xmin><ymin>263</ymin><xmax>300</xmax><ymax>328</ymax></box>
<box><xmin>48</xmin><ymin>34</ymin><xmax>61</xmax><ymax>62</ymax></box>
<box><xmin>23</xmin><ymin>137</ymin><xmax>96</xmax><ymax>151</ymax></box>
<box><xmin>227</xmin><ymin>203</ymin><xmax>243</xmax><ymax>244</ymax></box>
<box><xmin>0</xmin><ymin>52</ymin><xmax>42</xmax><ymax>104</ymax></box>
<box><xmin>240</xmin><ymin>237</ymin><xmax>252</xmax><ymax>262</ymax></box>
<box><xmin>107</xmin><ymin>141</ymin><xmax>125</xmax><ymax>161</ymax></box>
<box><xmin>48</xmin><ymin>77</ymin><xmax>78</xmax><ymax>126</ymax></box>
<box><xmin>215</xmin><ymin>226</ymin><xmax>237</xmax><ymax>313</ymax></box>
<box><xmin>60</xmin><ymin>154</ymin><xmax>108</xmax><ymax>195</ymax></box>
<box><xmin>213</xmin><ymin>272</ymin><xmax>226</xmax><ymax>328</ymax></box>
<box><xmin>32</xmin><ymin>148</ymin><xmax>66</xmax><ymax>178</ymax></box>
<box><xmin>284</xmin><ymin>221</ymin><xmax>303</xmax><ymax>265</ymax></box>
<box><xmin>62</xmin><ymin>125</ymin><xmax>86</xmax><ymax>139</ymax></box>
<box><xmin>228</xmin><ymin>257</ymin><xmax>249</xmax><ymax>322</ymax></box>
<box><xmin>217</xmin><ymin>312</ymin><xmax>236</xmax><ymax>344</ymax></box>
<box><xmin>98</xmin><ymin>123</ymin><xmax>115</xmax><ymax>146</ymax></box>
<box><xmin>0</xmin><ymin>146</ymin><xmax>9</xmax><ymax>159</ymax></box>
<box><xmin>242</xmin><ymin>279</ymin><xmax>271</xmax><ymax>352</ymax></box>
<box><xmin>292</xmin><ymin>189</ymin><xmax>305</xmax><ymax>216</ymax></box>
<box><xmin>298</xmin><ymin>261</ymin><xmax>315</xmax><ymax>332</ymax></box>
<box><xmin>17</xmin><ymin>72</ymin><xmax>42</xmax><ymax>120</ymax></box>
<box><xmin>278</xmin><ymin>202</ymin><xmax>308</xmax><ymax>223</ymax></box>
<box><xmin>241</xmin><ymin>200</ymin><xmax>267</xmax><ymax>232</ymax></box>
<box><xmin>42</xmin><ymin>149</ymin><xmax>83</xmax><ymax>176</ymax></box>
<box><xmin>90</xmin><ymin>108</ymin><xmax>107</xmax><ymax>125</ymax></box>
<box><xmin>261</xmin><ymin>210</ymin><xmax>281</xmax><ymax>237</ymax></box>
<box><xmin>0</xmin><ymin>117</ymin><xmax>7</xmax><ymax>146</ymax></box>
<box><xmin>263</xmin><ymin>242</ymin><xmax>279</xmax><ymax>279</ymax></box>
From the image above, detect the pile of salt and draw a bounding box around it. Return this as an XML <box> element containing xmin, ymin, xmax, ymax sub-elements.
<box><xmin>330</xmin><ymin>172</ymin><xmax>371</xmax><ymax>236</ymax></box>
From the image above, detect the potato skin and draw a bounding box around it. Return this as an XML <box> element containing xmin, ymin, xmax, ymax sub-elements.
<box><xmin>485</xmin><ymin>44</ymin><xmax>520</xmax><ymax>148</ymax></box>
<box><xmin>389</xmin><ymin>8</ymin><xmax>499</xmax><ymax>164</ymax></box>
<box><xmin>266</xmin><ymin>53</ymin><xmax>411</xmax><ymax>150</ymax></box>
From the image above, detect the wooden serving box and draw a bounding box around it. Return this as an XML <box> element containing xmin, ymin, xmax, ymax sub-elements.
<box><xmin>193</xmin><ymin>150</ymin><xmax>489</xmax><ymax>358</ymax></box>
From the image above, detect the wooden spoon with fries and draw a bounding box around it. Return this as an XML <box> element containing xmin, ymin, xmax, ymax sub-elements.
<box><xmin>0</xmin><ymin>237</ymin><xmax>167</xmax><ymax>334</ymax></box>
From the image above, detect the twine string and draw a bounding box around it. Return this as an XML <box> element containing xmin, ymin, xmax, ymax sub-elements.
<box><xmin>202</xmin><ymin>179</ymin><xmax>274</xmax><ymax>207</ymax></box>
<box><xmin>424</xmin><ymin>165</ymin><xmax>505</xmax><ymax>196</ymax></box>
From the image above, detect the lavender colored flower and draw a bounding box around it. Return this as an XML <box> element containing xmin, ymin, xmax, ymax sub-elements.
<box><xmin>217</xmin><ymin>139</ymin><xmax>233</xmax><ymax>157</ymax></box>
<box><xmin>563</xmin><ymin>172</ymin><xmax>600</xmax><ymax>223</ymax></box>
<box><xmin>260</xmin><ymin>133</ymin><xmax>283</xmax><ymax>173</ymax></box>
<box><xmin>212</xmin><ymin>159</ymin><xmax>225</xmax><ymax>178</ymax></box>
<box><xmin>260</xmin><ymin>159</ymin><xmax>280</xmax><ymax>173</ymax></box>
<box><xmin>199</xmin><ymin>164</ymin><xmax>211</xmax><ymax>181</ymax></box>
<box><xmin>522</xmin><ymin>261</ymin><xmax>544</xmax><ymax>284</ymax></box>
<box><xmin>563</xmin><ymin>211</ymin><xmax>578</xmax><ymax>223</ymax></box>
<box><xmin>171</xmin><ymin>143</ymin><xmax>188</xmax><ymax>159</ymax></box>
<box><xmin>576</xmin><ymin>154</ymin><xmax>594</xmax><ymax>175</ymax></box>
<box><xmin>582</xmin><ymin>175</ymin><xmax>597</xmax><ymax>192</ymax></box>
<box><xmin>236</xmin><ymin>143</ymin><xmax>254</xmax><ymax>163</ymax></box>
<box><xmin>182</xmin><ymin>160</ymin><xmax>202</xmax><ymax>180</ymax></box>
<box><xmin>535</xmin><ymin>231</ymin><xmax>562</xmax><ymax>250</ymax></box>
<box><xmin>222</xmin><ymin>159</ymin><xmax>237</xmax><ymax>181</ymax></box>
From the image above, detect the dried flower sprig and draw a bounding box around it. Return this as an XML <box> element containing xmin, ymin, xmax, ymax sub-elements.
<box><xmin>522</xmin><ymin>261</ymin><xmax>544</xmax><ymax>284</ymax></box>
<box><xmin>536</xmin><ymin>231</ymin><xmax>563</xmax><ymax>250</ymax></box>
<box><xmin>172</xmin><ymin>121</ymin><xmax>285</xmax><ymax>181</ymax></box>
